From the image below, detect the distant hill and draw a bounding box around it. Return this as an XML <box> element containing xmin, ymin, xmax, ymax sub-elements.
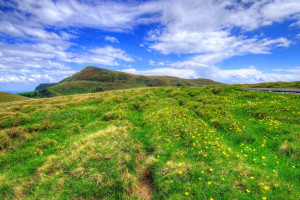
<box><xmin>35</xmin><ymin>83</ymin><xmax>56</xmax><ymax>91</ymax></box>
<box><xmin>0</xmin><ymin>91</ymin><xmax>28</xmax><ymax>103</ymax></box>
<box><xmin>30</xmin><ymin>66</ymin><xmax>224</xmax><ymax>96</ymax></box>
<box><xmin>235</xmin><ymin>81</ymin><xmax>300</xmax><ymax>89</ymax></box>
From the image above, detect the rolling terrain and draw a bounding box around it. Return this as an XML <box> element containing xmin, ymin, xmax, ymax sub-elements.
<box><xmin>0</xmin><ymin>86</ymin><xmax>299</xmax><ymax>199</ymax></box>
<box><xmin>19</xmin><ymin>66</ymin><xmax>224</xmax><ymax>98</ymax></box>
<box><xmin>0</xmin><ymin>91</ymin><xmax>28</xmax><ymax>103</ymax></box>
<box><xmin>235</xmin><ymin>81</ymin><xmax>300</xmax><ymax>89</ymax></box>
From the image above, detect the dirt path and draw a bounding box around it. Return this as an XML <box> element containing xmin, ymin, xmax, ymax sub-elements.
<box><xmin>135</xmin><ymin>153</ymin><xmax>154</xmax><ymax>200</ymax></box>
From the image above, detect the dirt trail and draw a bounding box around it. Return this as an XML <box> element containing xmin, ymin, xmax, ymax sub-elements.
<box><xmin>135</xmin><ymin>153</ymin><xmax>153</xmax><ymax>200</ymax></box>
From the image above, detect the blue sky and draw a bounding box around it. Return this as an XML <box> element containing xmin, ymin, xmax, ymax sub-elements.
<box><xmin>0</xmin><ymin>0</ymin><xmax>300</xmax><ymax>92</ymax></box>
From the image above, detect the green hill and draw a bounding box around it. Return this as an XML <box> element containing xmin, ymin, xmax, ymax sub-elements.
<box><xmin>0</xmin><ymin>91</ymin><xmax>28</xmax><ymax>103</ymax></box>
<box><xmin>31</xmin><ymin>66</ymin><xmax>224</xmax><ymax>96</ymax></box>
<box><xmin>0</xmin><ymin>86</ymin><xmax>299</xmax><ymax>199</ymax></box>
<box><xmin>235</xmin><ymin>81</ymin><xmax>300</xmax><ymax>89</ymax></box>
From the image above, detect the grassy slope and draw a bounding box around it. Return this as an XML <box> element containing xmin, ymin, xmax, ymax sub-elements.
<box><xmin>0</xmin><ymin>91</ymin><xmax>28</xmax><ymax>103</ymax></box>
<box><xmin>45</xmin><ymin>66</ymin><xmax>224</xmax><ymax>96</ymax></box>
<box><xmin>0</xmin><ymin>87</ymin><xmax>299</xmax><ymax>199</ymax></box>
<box><xmin>235</xmin><ymin>81</ymin><xmax>300</xmax><ymax>89</ymax></box>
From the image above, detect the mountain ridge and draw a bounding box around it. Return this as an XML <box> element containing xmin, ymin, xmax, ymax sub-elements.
<box><xmin>31</xmin><ymin>66</ymin><xmax>224</xmax><ymax>97</ymax></box>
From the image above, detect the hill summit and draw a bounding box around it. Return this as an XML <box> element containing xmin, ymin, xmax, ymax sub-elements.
<box><xmin>33</xmin><ymin>66</ymin><xmax>224</xmax><ymax>96</ymax></box>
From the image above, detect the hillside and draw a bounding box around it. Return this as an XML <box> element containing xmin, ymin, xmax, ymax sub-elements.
<box><xmin>0</xmin><ymin>91</ymin><xmax>28</xmax><ymax>103</ymax></box>
<box><xmin>0</xmin><ymin>86</ymin><xmax>299</xmax><ymax>199</ymax></box>
<box><xmin>30</xmin><ymin>66</ymin><xmax>224</xmax><ymax>96</ymax></box>
<box><xmin>235</xmin><ymin>81</ymin><xmax>300</xmax><ymax>89</ymax></box>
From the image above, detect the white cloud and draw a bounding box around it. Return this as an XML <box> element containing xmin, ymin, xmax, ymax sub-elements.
<box><xmin>149</xmin><ymin>60</ymin><xmax>166</xmax><ymax>66</ymax></box>
<box><xmin>67</xmin><ymin>46</ymin><xmax>134</xmax><ymax>66</ymax></box>
<box><xmin>217</xmin><ymin>67</ymin><xmax>300</xmax><ymax>83</ymax></box>
<box><xmin>10</xmin><ymin>0</ymin><xmax>161</xmax><ymax>32</ymax></box>
<box><xmin>147</xmin><ymin>0</ymin><xmax>293</xmax><ymax>56</ymax></box>
<box><xmin>122</xmin><ymin>67</ymin><xmax>198</xmax><ymax>79</ymax></box>
<box><xmin>0</xmin><ymin>42</ymin><xmax>133</xmax><ymax>84</ymax></box>
<box><xmin>143</xmin><ymin>0</ymin><xmax>298</xmax><ymax>84</ymax></box>
<box><xmin>123</xmin><ymin>65</ymin><xmax>299</xmax><ymax>84</ymax></box>
<box><xmin>262</xmin><ymin>0</ymin><xmax>300</xmax><ymax>22</ymax></box>
<box><xmin>273</xmin><ymin>67</ymin><xmax>300</xmax><ymax>73</ymax></box>
<box><xmin>105</xmin><ymin>36</ymin><xmax>119</xmax><ymax>43</ymax></box>
<box><xmin>0</xmin><ymin>0</ymin><xmax>299</xmax><ymax>87</ymax></box>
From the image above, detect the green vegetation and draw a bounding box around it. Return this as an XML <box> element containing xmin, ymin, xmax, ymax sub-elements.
<box><xmin>0</xmin><ymin>91</ymin><xmax>28</xmax><ymax>103</ymax></box>
<box><xmin>18</xmin><ymin>89</ymin><xmax>56</xmax><ymax>98</ymax></box>
<box><xmin>0</xmin><ymin>86</ymin><xmax>299</xmax><ymax>199</ymax></box>
<box><xmin>235</xmin><ymin>81</ymin><xmax>300</xmax><ymax>89</ymax></box>
<box><xmin>28</xmin><ymin>66</ymin><xmax>224</xmax><ymax>97</ymax></box>
<box><xmin>35</xmin><ymin>83</ymin><xmax>56</xmax><ymax>91</ymax></box>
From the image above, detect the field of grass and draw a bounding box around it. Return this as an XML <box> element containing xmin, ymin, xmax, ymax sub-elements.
<box><xmin>235</xmin><ymin>81</ymin><xmax>300</xmax><ymax>89</ymax></box>
<box><xmin>0</xmin><ymin>86</ymin><xmax>299</xmax><ymax>199</ymax></box>
<box><xmin>0</xmin><ymin>91</ymin><xmax>28</xmax><ymax>103</ymax></box>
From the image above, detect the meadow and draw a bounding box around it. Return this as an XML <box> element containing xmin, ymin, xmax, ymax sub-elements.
<box><xmin>0</xmin><ymin>91</ymin><xmax>28</xmax><ymax>103</ymax></box>
<box><xmin>0</xmin><ymin>86</ymin><xmax>299</xmax><ymax>199</ymax></box>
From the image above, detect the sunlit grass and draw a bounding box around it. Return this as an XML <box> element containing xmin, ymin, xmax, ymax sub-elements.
<box><xmin>0</xmin><ymin>86</ymin><xmax>299</xmax><ymax>199</ymax></box>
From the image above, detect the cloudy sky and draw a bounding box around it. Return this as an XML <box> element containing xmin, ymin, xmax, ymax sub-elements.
<box><xmin>0</xmin><ymin>0</ymin><xmax>300</xmax><ymax>92</ymax></box>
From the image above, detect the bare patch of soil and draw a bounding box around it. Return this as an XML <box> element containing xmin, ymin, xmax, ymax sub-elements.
<box><xmin>135</xmin><ymin>153</ymin><xmax>154</xmax><ymax>200</ymax></box>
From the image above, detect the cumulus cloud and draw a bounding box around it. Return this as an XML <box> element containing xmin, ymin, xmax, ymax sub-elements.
<box><xmin>147</xmin><ymin>0</ymin><xmax>293</xmax><ymax>56</ymax></box>
<box><xmin>144</xmin><ymin>0</ymin><xmax>299</xmax><ymax>83</ymax></box>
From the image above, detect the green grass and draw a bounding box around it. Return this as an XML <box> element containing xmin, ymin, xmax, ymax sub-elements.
<box><xmin>0</xmin><ymin>91</ymin><xmax>29</xmax><ymax>103</ymax></box>
<box><xmin>235</xmin><ymin>81</ymin><xmax>300</xmax><ymax>89</ymax></box>
<box><xmin>0</xmin><ymin>86</ymin><xmax>299</xmax><ymax>199</ymax></box>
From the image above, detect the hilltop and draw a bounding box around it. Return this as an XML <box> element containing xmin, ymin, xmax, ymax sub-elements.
<box><xmin>0</xmin><ymin>91</ymin><xmax>28</xmax><ymax>103</ymax></box>
<box><xmin>22</xmin><ymin>66</ymin><xmax>224</xmax><ymax>97</ymax></box>
<box><xmin>0</xmin><ymin>86</ymin><xmax>299</xmax><ymax>199</ymax></box>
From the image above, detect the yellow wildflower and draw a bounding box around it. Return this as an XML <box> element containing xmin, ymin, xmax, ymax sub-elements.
<box><xmin>246</xmin><ymin>189</ymin><xmax>250</xmax><ymax>193</ymax></box>
<box><xmin>207</xmin><ymin>182</ymin><xmax>211</xmax><ymax>185</ymax></box>
<box><xmin>178</xmin><ymin>171</ymin><xmax>182</xmax><ymax>174</ymax></box>
<box><xmin>264</xmin><ymin>186</ymin><xmax>269</xmax><ymax>190</ymax></box>
<box><xmin>185</xmin><ymin>192</ymin><xmax>189</xmax><ymax>196</ymax></box>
